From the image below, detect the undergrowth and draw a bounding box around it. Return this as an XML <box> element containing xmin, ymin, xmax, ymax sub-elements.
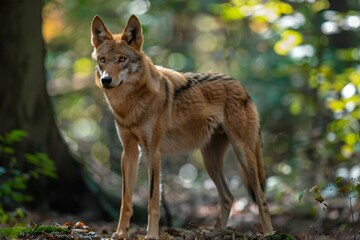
<box><xmin>0</xmin><ymin>129</ymin><xmax>57</xmax><ymax>224</ymax></box>
<box><xmin>300</xmin><ymin>176</ymin><xmax>360</xmax><ymax>240</ymax></box>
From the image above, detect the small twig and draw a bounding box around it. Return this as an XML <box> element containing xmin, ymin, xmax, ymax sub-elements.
<box><xmin>22</xmin><ymin>224</ymin><xmax>40</xmax><ymax>239</ymax></box>
<box><xmin>349</xmin><ymin>197</ymin><xmax>356</xmax><ymax>240</ymax></box>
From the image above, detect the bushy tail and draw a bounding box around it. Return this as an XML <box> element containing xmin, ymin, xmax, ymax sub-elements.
<box><xmin>255</xmin><ymin>133</ymin><xmax>267</xmax><ymax>192</ymax></box>
<box><xmin>239</xmin><ymin>133</ymin><xmax>267</xmax><ymax>202</ymax></box>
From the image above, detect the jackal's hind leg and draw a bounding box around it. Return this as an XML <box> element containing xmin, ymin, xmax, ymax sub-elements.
<box><xmin>201</xmin><ymin>132</ymin><xmax>233</xmax><ymax>229</ymax></box>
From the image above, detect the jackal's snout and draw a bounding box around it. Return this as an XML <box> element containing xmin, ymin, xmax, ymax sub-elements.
<box><xmin>101</xmin><ymin>75</ymin><xmax>112</xmax><ymax>88</ymax></box>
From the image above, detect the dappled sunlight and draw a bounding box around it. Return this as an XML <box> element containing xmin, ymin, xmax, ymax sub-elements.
<box><xmin>277</xmin><ymin>12</ymin><xmax>305</xmax><ymax>29</ymax></box>
<box><xmin>42</xmin><ymin>1</ymin><xmax>65</xmax><ymax>43</ymax></box>
<box><xmin>178</xmin><ymin>163</ymin><xmax>198</xmax><ymax>188</ymax></box>
<box><xmin>3</xmin><ymin>0</ymin><xmax>360</xmax><ymax>239</ymax></box>
<box><xmin>322</xmin><ymin>10</ymin><xmax>360</xmax><ymax>35</ymax></box>
<box><xmin>341</xmin><ymin>83</ymin><xmax>356</xmax><ymax>99</ymax></box>
<box><xmin>167</xmin><ymin>52</ymin><xmax>187</xmax><ymax>71</ymax></box>
<box><xmin>38</xmin><ymin>0</ymin><xmax>360</xmax><ymax>235</ymax></box>
<box><xmin>321</xmin><ymin>21</ymin><xmax>340</xmax><ymax>35</ymax></box>
<box><xmin>126</xmin><ymin>0</ymin><xmax>150</xmax><ymax>15</ymax></box>
<box><xmin>71</xmin><ymin>118</ymin><xmax>100</xmax><ymax>141</ymax></box>
<box><xmin>274</xmin><ymin>30</ymin><xmax>302</xmax><ymax>55</ymax></box>
<box><xmin>290</xmin><ymin>44</ymin><xmax>315</xmax><ymax>60</ymax></box>
<box><xmin>91</xmin><ymin>141</ymin><xmax>110</xmax><ymax>164</ymax></box>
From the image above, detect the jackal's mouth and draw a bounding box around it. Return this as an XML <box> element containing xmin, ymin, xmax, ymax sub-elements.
<box><xmin>102</xmin><ymin>80</ymin><xmax>123</xmax><ymax>89</ymax></box>
<box><xmin>102</xmin><ymin>85</ymin><xmax>114</xmax><ymax>89</ymax></box>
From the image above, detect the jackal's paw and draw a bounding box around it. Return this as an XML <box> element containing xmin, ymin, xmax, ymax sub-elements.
<box><xmin>214</xmin><ymin>219</ymin><xmax>222</xmax><ymax>229</ymax></box>
<box><xmin>214</xmin><ymin>218</ymin><xmax>226</xmax><ymax>229</ymax></box>
<box><xmin>144</xmin><ymin>233</ymin><xmax>159</xmax><ymax>240</ymax></box>
<box><xmin>111</xmin><ymin>231</ymin><xmax>128</xmax><ymax>240</ymax></box>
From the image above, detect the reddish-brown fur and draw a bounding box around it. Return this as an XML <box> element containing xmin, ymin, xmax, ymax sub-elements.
<box><xmin>91</xmin><ymin>15</ymin><xmax>273</xmax><ymax>239</ymax></box>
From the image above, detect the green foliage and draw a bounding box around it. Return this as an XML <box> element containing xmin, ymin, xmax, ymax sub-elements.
<box><xmin>25</xmin><ymin>153</ymin><xmax>57</xmax><ymax>179</ymax></box>
<box><xmin>0</xmin><ymin>225</ymin><xmax>70</xmax><ymax>239</ymax></box>
<box><xmin>0</xmin><ymin>130</ymin><xmax>57</xmax><ymax>224</ymax></box>
<box><xmin>299</xmin><ymin>177</ymin><xmax>360</xmax><ymax>204</ymax></box>
<box><xmin>300</xmin><ymin>177</ymin><xmax>360</xmax><ymax>239</ymax></box>
<box><xmin>265</xmin><ymin>232</ymin><xmax>296</xmax><ymax>240</ymax></box>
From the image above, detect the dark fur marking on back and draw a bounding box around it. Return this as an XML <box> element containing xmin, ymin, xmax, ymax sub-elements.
<box><xmin>164</xmin><ymin>79</ymin><xmax>170</xmax><ymax>108</ymax></box>
<box><xmin>175</xmin><ymin>72</ymin><xmax>234</xmax><ymax>96</ymax></box>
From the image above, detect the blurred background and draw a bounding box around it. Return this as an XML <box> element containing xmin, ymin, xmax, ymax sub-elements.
<box><xmin>1</xmin><ymin>0</ymin><xmax>359</xmax><ymax>236</ymax></box>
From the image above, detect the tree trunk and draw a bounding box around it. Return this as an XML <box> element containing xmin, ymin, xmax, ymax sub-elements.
<box><xmin>0</xmin><ymin>0</ymin><xmax>88</xmax><ymax>213</ymax></box>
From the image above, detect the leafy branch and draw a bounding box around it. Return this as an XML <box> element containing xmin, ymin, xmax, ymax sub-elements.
<box><xmin>299</xmin><ymin>176</ymin><xmax>360</xmax><ymax>240</ymax></box>
<box><xmin>0</xmin><ymin>129</ymin><xmax>58</xmax><ymax>224</ymax></box>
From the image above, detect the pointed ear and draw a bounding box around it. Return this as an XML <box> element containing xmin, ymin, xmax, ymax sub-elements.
<box><xmin>121</xmin><ymin>15</ymin><xmax>143</xmax><ymax>50</ymax></box>
<box><xmin>91</xmin><ymin>15</ymin><xmax>113</xmax><ymax>48</ymax></box>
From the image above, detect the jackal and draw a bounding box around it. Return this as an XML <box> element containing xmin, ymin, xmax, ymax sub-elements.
<box><xmin>91</xmin><ymin>15</ymin><xmax>273</xmax><ymax>239</ymax></box>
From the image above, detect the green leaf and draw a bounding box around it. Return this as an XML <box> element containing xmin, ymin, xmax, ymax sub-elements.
<box><xmin>14</xmin><ymin>208</ymin><xmax>26</xmax><ymax>218</ymax></box>
<box><xmin>356</xmin><ymin>184</ymin><xmax>360</xmax><ymax>194</ymax></box>
<box><xmin>327</xmin><ymin>99</ymin><xmax>344</xmax><ymax>112</ymax></box>
<box><xmin>10</xmin><ymin>191</ymin><xmax>26</xmax><ymax>202</ymax></box>
<box><xmin>299</xmin><ymin>189</ymin><xmax>307</xmax><ymax>202</ymax></box>
<box><xmin>0</xmin><ymin>208</ymin><xmax>10</xmax><ymax>224</ymax></box>
<box><xmin>34</xmin><ymin>153</ymin><xmax>57</xmax><ymax>178</ymax></box>
<box><xmin>5</xmin><ymin>130</ymin><xmax>27</xmax><ymax>144</ymax></box>
<box><xmin>12</xmin><ymin>176</ymin><xmax>27</xmax><ymax>190</ymax></box>
<box><xmin>25</xmin><ymin>153</ymin><xmax>40</xmax><ymax>165</ymax></box>
<box><xmin>0</xmin><ymin>146</ymin><xmax>15</xmax><ymax>154</ymax></box>
<box><xmin>25</xmin><ymin>153</ymin><xmax>57</xmax><ymax>178</ymax></box>
<box><xmin>309</xmin><ymin>186</ymin><xmax>320</xmax><ymax>194</ymax></box>
<box><xmin>0</xmin><ymin>182</ymin><xmax>12</xmax><ymax>194</ymax></box>
<box><xmin>315</xmin><ymin>194</ymin><xmax>324</xmax><ymax>203</ymax></box>
<box><xmin>40</xmin><ymin>168</ymin><xmax>57</xmax><ymax>179</ymax></box>
<box><xmin>339</xmin><ymin>185</ymin><xmax>352</xmax><ymax>194</ymax></box>
<box><xmin>29</xmin><ymin>170</ymin><xmax>40</xmax><ymax>179</ymax></box>
<box><xmin>335</xmin><ymin>176</ymin><xmax>343</xmax><ymax>184</ymax></box>
<box><xmin>344</xmin><ymin>133</ymin><xmax>357</xmax><ymax>146</ymax></box>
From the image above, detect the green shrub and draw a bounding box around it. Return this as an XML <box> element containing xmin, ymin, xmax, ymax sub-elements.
<box><xmin>0</xmin><ymin>130</ymin><xmax>57</xmax><ymax>224</ymax></box>
<box><xmin>299</xmin><ymin>176</ymin><xmax>360</xmax><ymax>239</ymax></box>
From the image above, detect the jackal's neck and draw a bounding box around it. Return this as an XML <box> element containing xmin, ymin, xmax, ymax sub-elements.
<box><xmin>102</xmin><ymin>55</ymin><xmax>162</xmax><ymax>127</ymax></box>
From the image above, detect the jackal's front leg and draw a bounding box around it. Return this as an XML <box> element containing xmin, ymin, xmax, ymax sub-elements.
<box><xmin>145</xmin><ymin>150</ymin><xmax>161</xmax><ymax>240</ymax></box>
<box><xmin>112</xmin><ymin>133</ymin><xmax>140</xmax><ymax>239</ymax></box>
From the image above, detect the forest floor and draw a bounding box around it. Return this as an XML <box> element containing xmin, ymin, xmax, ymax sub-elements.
<box><xmin>1</xmin><ymin>180</ymin><xmax>359</xmax><ymax>240</ymax></box>
<box><xmin>0</xmin><ymin>219</ymin><xmax>296</xmax><ymax>240</ymax></box>
<box><xmin>0</xmin><ymin>221</ymin><xmax>293</xmax><ymax>240</ymax></box>
<box><xmin>0</xmin><ymin>220</ymin><xmax>358</xmax><ymax>240</ymax></box>
<box><xmin>1</xmin><ymin>205</ymin><xmax>359</xmax><ymax>240</ymax></box>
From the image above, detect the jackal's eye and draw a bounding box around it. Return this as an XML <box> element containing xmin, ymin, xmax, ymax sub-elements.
<box><xmin>119</xmin><ymin>56</ymin><xmax>127</xmax><ymax>63</ymax></box>
<box><xmin>99</xmin><ymin>57</ymin><xmax>106</xmax><ymax>63</ymax></box>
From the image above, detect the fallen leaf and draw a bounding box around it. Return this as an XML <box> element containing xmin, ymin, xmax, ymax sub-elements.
<box><xmin>42</xmin><ymin>232</ymin><xmax>55</xmax><ymax>240</ymax></box>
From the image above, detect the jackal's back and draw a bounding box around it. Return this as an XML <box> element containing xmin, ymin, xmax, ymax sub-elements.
<box><xmin>160</xmin><ymin>71</ymin><xmax>256</xmax><ymax>155</ymax></box>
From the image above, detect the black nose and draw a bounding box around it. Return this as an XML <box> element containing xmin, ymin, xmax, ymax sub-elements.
<box><xmin>101</xmin><ymin>76</ymin><xmax>112</xmax><ymax>86</ymax></box>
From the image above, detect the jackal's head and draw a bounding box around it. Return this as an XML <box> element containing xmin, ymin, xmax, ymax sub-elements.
<box><xmin>90</xmin><ymin>15</ymin><xmax>144</xmax><ymax>89</ymax></box>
